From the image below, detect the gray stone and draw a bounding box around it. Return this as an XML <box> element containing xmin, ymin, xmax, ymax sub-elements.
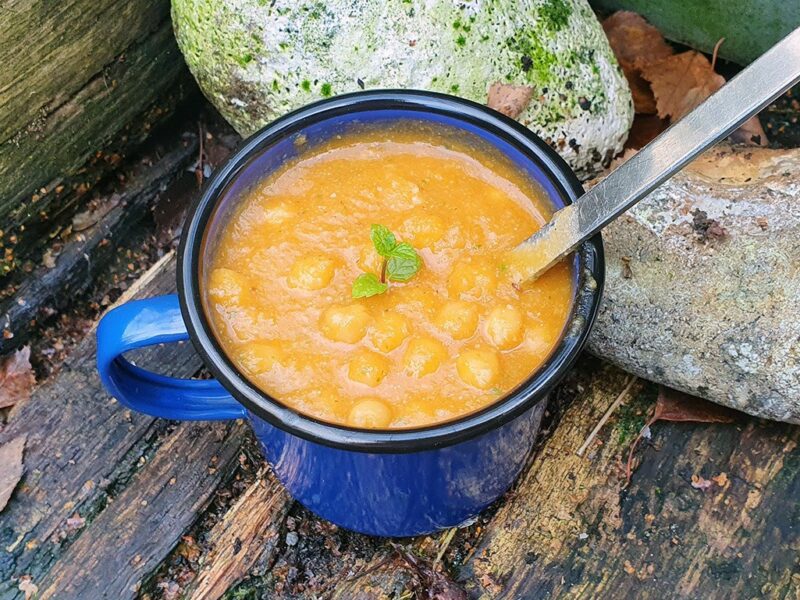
<box><xmin>171</xmin><ymin>0</ymin><xmax>633</xmax><ymax>177</ymax></box>
<box><xmin>588</xmin><ymin>145</ymin><xmax>800</xmax><ymax>423</ymax></box>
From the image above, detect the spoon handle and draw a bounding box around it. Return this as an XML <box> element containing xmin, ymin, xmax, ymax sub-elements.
<box><xmin>510</xmin><ymin>26</ymin><xmax>800</xmax><ymax>283</ymax></box>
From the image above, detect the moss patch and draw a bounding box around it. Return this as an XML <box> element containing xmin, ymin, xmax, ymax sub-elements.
<box><xmin>538</xmin><ymin>0</ymin><xmax>572</xmax><ymax>32</ymax></box>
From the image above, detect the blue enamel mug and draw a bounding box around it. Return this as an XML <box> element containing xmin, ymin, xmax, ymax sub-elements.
<box><xmin>96</xmin><ymin>91</ymin><xmax>603</xmax><ymax>537</ymax></box>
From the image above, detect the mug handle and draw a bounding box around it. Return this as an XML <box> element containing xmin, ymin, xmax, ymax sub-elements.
<box><xmin>96</xmin><ymin>294</ymin><xmax>246</xmax><ymax>421</ymax></box>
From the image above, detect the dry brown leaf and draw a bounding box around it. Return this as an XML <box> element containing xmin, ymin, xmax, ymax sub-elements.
<box><xmin>0</xmin><ymin>435</ymin><xmax>26</xmax><ymax>512</ymax></box>
<box><xmin>626</xmin><ymin>387</ymin><xmax>737</xmax><ymax>486</ymax></box>
<box><xmin>0</xmin><ymin>346</ymin><xmax>36</xmax><ymax>409</ymax></box>
<box><xmin>602</xmin><ymin>11</ymin><xmax>673</xmax><ymax>113</ymax></box>
<box><xmin>625</xmin><ymin>114</ymin><xmax>668</xmax><ymax>150</ymax></box>
<box><xmin>608</xmin><ymin>148</ymin><xmax>639</xmax><ymax>172</ymax></box>
<box><xmin>712</xmin><ymin>472</ymin><xmax>729</xmax><ymax>487</ymax></box>
<box><xmin>691</xmin><ymin>474</ymin><xmax>713</xmax><ymax>490</ymax></box>
<box><xmin>652</xmin><ymin>387</ymin><xmax>738</xmax><ymax>424</ymax></box>
<box><xmin>486</xmin><ymin>82</ymin><xmax>534</xmax><ymax>119</ymax></box>
<box><xmin>640</xmin><ymin>51</ymin><xmax>725</xmax><ymax>121</ymax></box>
<box><xmin>728</xmin><ymin>116</ymin><xmax>769</xmax><ymax>146</ymax></box>
<box><xmin>637</xmin><ymin>48</ymin><xmax>766</xmax><ymax>146</ymax></box>
<box><xmin>65</xmin><ymin>512</ymin><xmax>86</xmax><ymax>532</ymax></box>
<box><xmin>18</xmin><ymin>576</ymin><xmax>38</xmax><ymax>600</ymax></box>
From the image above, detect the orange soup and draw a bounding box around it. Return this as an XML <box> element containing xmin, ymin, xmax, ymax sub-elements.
<box><xmin>203</xmin><ymin>123</ymin><xmax>573</xmax><ymax>429</ymax></box>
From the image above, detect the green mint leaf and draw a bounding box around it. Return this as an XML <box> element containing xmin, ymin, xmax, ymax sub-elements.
<box><xmin>370</xmin><ymin>224</ymin><xmax>397</xmax><ymax>257</ymax></box>
<box><xmin>386</xmin><ymin>242</ymin><xmax>421</xmax><ymax>282</ymax></box>
<box><xmin>351</xmin><ymin>272</ymin><xmax>389</xmax><ymax>298</ymax></box>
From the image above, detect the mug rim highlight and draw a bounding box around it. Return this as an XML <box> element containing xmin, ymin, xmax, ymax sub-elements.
<box><xmin>177</xmin><ymin>90</ymin><xmax>604</xmax><ymax>452</ymax></box>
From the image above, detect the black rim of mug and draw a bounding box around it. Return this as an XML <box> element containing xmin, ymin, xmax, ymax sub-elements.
<box><xmin>178</xmin><ymin>90</ymin><xmax>605</xmax><ymax>453</ymax></box>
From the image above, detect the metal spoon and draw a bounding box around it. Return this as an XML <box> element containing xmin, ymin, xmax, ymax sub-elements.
<box><xmin>507</xmin><ymin>27</ymin><xmax>800</xmax><ymax>284</ymax></box>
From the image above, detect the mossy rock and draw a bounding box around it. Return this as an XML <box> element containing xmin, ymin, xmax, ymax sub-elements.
<box><xmin>171</xmin><ymin>0</ymin><xmax>633</xmax><ymax>177</ymax></box>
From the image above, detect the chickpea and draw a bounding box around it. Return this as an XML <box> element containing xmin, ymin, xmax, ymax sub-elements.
<box><xmin>347</xmin><ymin>398</ymin><xmax>393</xmax><ymax>428</ymax></box>
<box><xmin>403</xmin><ymin>337</ymin><xmax>447</xmax><ymax>377</ymax></box>
<box><xmin>237</xmin><ymin>342</ymin><xmax>284</xmax><ymax>374</ymax></box>
<box><xmin>287</xmin><ymin>255</ymin><xmax>337</xmax><ymax>290</ymax></box>
<box><xmin>319</xmin><ymin>304</ymin><xmax>371</xmax><ymax>343</ymax></box>
<box><xmin>434</xmin><ymin>300</ymin><xmax>479</xmax><ymax>340</ymax></box>
<box><xmin>456</xmin><ymin>347</ymin><xmax>501</xmax><ymax>389</ymax></box>
<box><xmin>400</xmin><ymin>212</ymin><xmax>445</xmax><ymax>247</ymax></box>
<box><xmin>348</xmin><ymin>350</ymin><xmax>390</xmax><ymax>387</ymax></box>
<box><xmin>357</xmin><ymin>246</ymin><xmax>384</xmax><ymax>274</ymax></box>
<box><xmin>208</xmin><ymin>268</ymin><xmax>252</xmax><ymax>305</ymax></box>
<box><xmin>371</xmin><ymin>312</ymin><xmax>410</xmax><ymax>352</ymax></box>
<box><xmin>447</xmin><ymin>257</ymin><xmax>497</xmax><ymax>300</ymax></box>
<box><xmin>484</xmin><ymin>305</ymin><xmax>525</xmax><ymax>350</ymax></box>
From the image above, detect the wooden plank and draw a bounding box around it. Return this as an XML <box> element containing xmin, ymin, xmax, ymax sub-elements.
<box><xmin>185</xmin><ymin>475</ymin><xmax>291</xmax><ymax>600</ymax></box>
<box><xmin>0</xmin><ymin>254</ymin><xmax>214</xmax><ymax>597</ymax></box>
<box><xmin>461</xmin><ymin>358</ymin><xmax>800</xmax><ymax>599</ymax></box>
<box><xmin>35</xmin><ymin>419</ymin><xmax>246</xmax><ymax>599</ymax></box>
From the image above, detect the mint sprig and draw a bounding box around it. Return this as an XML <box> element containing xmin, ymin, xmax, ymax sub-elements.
<box><xmin>352</xmin><ymin>273</ymin><xmax>388</xmax><ymax>298</ymax></box>
<box><xmin>352</xmin><ymin>224</ymin><xmax>422</xmax><ymax>298</ymax></box>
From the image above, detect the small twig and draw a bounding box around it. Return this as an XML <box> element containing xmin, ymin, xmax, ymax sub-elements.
<box><xmin>195</xmin><ymin>122</ymin><xmax>205</xmax><ymax>188</ymax></box>
<box><xmin>433</xmin><ymin>527</ymin><xmax>457</xmax><ymax>569</ymax></box>
<box><xmin>711</xmin><ymin>37</ymin><xmax>726</xmax><ymax>71</ymax></box>
<box><xmin>576</xmin><ymin>375</ymin><xmax>637</xmax><ymax>456</ymax></box>
<box><xmin>380</xmin><ymin>258</ymin><xmax>387</xmax><ymax>284</ymax></box>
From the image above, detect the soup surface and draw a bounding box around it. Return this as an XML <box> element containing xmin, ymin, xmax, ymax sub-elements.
<box><xmin>204</xmin><ymin>122</ymin><xmax>573</xmax><ymax>429</ymax></box>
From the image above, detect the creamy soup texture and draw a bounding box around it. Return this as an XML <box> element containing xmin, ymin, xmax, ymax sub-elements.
<box><xmin>204</xmin><ymin>122</ymin><xmax>573</xmax><ymax>429</ymax></box>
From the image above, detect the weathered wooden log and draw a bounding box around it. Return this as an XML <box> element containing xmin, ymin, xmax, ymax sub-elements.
<box><xmin>0</xmin><ymin>134</ymin><xmax>197</xmax><ymax>355</ymax></box>
<box><xmin>461</xmin><ymin>359</ymin><xmax>800</xmax><ymax>599</ymax></box>
<box><xmin>0</xmin><ymin>255</ymin><xmax>239</xmax><ymax>599</ymax></box>
<box><xmin>588</xmin><ymin>145</ymin><xmax>800</xmax><ymax>423</ymax></box>
<box><xmin>184</xmin><ymin>475</ymin><xmax>291</xmax><ymax>599</ymax></box>
<box><xmin>0</xmin><ymin>0</ymin><xmax>194</xmax><ymax>278</ymax></box>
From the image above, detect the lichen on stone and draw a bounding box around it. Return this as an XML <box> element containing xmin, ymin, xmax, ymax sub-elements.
<box><xmin>171</xmin><ymin>0</ymin><xmax>633</xmax><ymax>176</ymax></box>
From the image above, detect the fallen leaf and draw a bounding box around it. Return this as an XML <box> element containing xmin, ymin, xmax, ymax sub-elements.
<box><xmin>652</xmin><ymin>387</ymin><xmax>738</xmax><ymax>424</ymax></box>
<box><xmin>691</xmin><ymin>474</ymin><xmax>713</xmax><ymax>490</ymax></box>
<box><xmin>625</xmin><ymin>114</ymin><xmax>668</xmax><ymax>149</ymax></box>
<box><xmin>18</xmin><ymin>576</ymin><xmax>38</xmax><ymax>600</ymax></box>
<box><xmin>712</xmin><ymin>472</ymin><xmax>729</xmax><ymax>487</ymax></box>
<box><xmin>487</xmin><ymin>82</ymin><xmax>534</xmax><ymax>119</ymax></box>
<box><xmin>602</xmin><ymin>11</ymin><xmax>673</xmax><ymax>113</ymax></box>
<box><xmin>608</xmin><ymin>148</ymin><xmax>639</xmax><ymax>172</ymax></box>
<box><xmin>65</xmin><ymin>512</ymin><xmax>86</xmax><ymax>532</ymax></box>
<box><xmin>0</xmin><ymin>346</ymin><xmax>36</xmax><ymax>409</ymax></box>
<box><xmin>72</xmin><ymin>194</ymin><xmax>121</xmax><ymax>232</ymax></box>
<box><xmin>42</xmin><ymin>249</ymin><xmax>57</xmax><ymax>269</ymax></box>
<box><xmin>692</xmin><ymin>208</ymin><xmax>728</xmax><ymax>242</ymax></box>
<box><xmin>626</xmin><ymin>387</ymin><xmax>738</xmax><ymax>486</ymax></box>
<box><xmin>728</xmin><ymin>116</ymin><xmax>769</xmax><ymax>147</ymax></box>
<box><xmin>640</xmin><ymin>51</ymin><xmax>725</xmax><ymax>122</ymax></box>
<box><xmin>0</xmin><ymin>436</ymin><xmax>27</xmax><ymax>512</ymax></box>
<box><xmin>158</xmin><ymin>580</ymin><xmax>181</xmax><ymax>600</ymax></box>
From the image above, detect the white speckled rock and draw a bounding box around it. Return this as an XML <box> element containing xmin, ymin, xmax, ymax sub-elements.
<box><xmin>589</xmin><ymin>145</ymin><xmax>800</xmax><ymax>423</ymax></box>
<box><xmin>171</xmin><ymin>0</ymin><xmax>633</xmax><ymax>177</ymax></box>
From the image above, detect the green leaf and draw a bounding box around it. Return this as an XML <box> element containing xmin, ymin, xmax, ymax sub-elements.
<box><xmin>351</xmin><ymin>272</ymin><xmax>388</xmax><ymax>298</ymax></box>
<box><xmin>386</xmin><ymin>242</ymin><xmax>421</xmax><ymax>282</ymax></box>
<box><xmin>370</xmin><ymin>224</ymin><xmax>397</xmax><ymax>257</ymax></box>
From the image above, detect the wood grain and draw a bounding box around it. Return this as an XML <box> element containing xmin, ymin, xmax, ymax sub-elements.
<box><xmin>461</xmin><ymin>360</ymin><xmax>800</xmax><ymax>599</ymax></box>
<box><xmin>186</xmin><ymin>476</ymin><xmax>291</xmax><ymax>600</ymax></box>
<box><xmin>0</xmin><ymin>4</ymin><xmax>193</xmax><ymax>277</ymax></box>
